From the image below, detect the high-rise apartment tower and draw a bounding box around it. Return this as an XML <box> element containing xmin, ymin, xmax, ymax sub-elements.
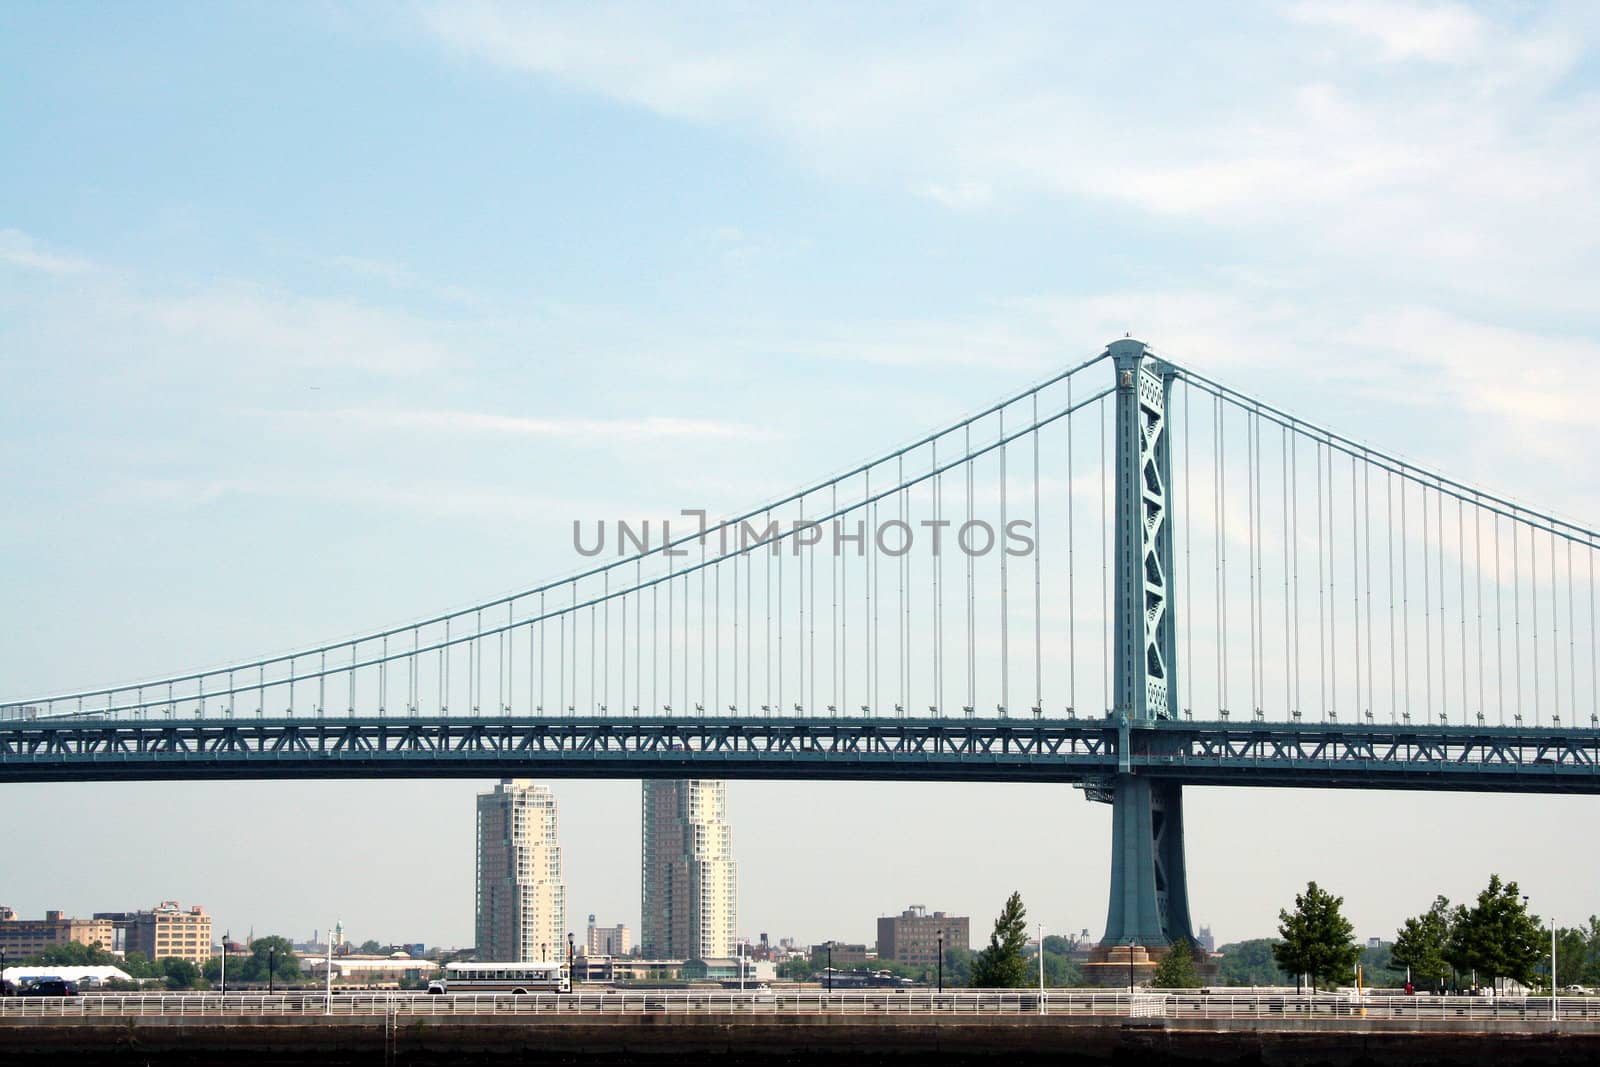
<box><xmin>476</xmin><ymin>780</ymin><xmax>567</xmax><ymax>962</ymax></box>
<box><xmin>640</xmin><ymin>780</ymin><xmax>736</xmax><ymax>960</ymax></box>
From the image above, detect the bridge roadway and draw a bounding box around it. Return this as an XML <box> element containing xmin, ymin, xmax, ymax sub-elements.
<box><xmin>2</xmin><ymin>713</ymin><xmax>1598</xmax><ymax>792</ymax></box>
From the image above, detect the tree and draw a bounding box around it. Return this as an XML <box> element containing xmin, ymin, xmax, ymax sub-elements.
<box><xmin>1553</xmin><ymin>917</ymin><xmax>1600</xmax><ymax>987</ymax></box>
<box><xmin>969</xmin><ymin>891</ymin><xmax>1030</xmax><ymax>988</ymax></box>
<box><xmin>1215</xmin><ymin>939</ymin><xmax>1289</xmax><ymax>986</ymax></box>
<box><xmin>1273</xmin><ymin>881</ymin><xmax>1360</xmax><ymax>992</ymax></box>
<box><xmin>1392</xmin><ymin>896</ymin><xmax>1454</xmax><ymax>992</ymax></box>
<box><xmin>1446</xmin><ymin>875</ymin><xmax>1544</xmax><ymax>988</ymax></box>
<box><xmin>358</xmin><ymin>939</ymin><xmax>385</xmax><ymax>955</ymax></box>
<box><xmin>942</xmin><ymin>946</ymin><xmax>977</xmax><ymax>987</ymax></box>
<box><xmin>230</xmin><ymin>935</ymin><xmax>303</xmax><ymax>985</ymax></box>
<box><xmin>160</xmin><ymin>957</ymin><xmax>202</xmax><ymax>990</ymax></box>
<box><xmin>1150</xmin><ymin>939</ymin><xmax>1201</xmax><ymax>989</ymax></box>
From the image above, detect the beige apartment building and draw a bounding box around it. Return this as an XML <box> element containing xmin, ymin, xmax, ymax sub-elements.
<box><xmin>0</xmin><ymin>907</ymin><xmax>116</xmax><ymax>958</ymax></box>
<box><xmin>584</xmin><ymin>915</ymin><xmax>632</xmax><ymax>958</ymax></box>
<box><xmin>476</xmin><ymin>780</ymin><xmax>567</xmax><ymax>962</ymax></box>
<box><xmin>94</xmin><ymin>902</ymin><xmax>213</xmax><ymax>966</ymax></box>
<box><xmin>640</xmin><ymin>780</ymin><xmax>736</xmax><ymax>961</ymax></box>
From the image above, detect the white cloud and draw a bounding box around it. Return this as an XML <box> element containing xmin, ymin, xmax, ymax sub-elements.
<box><xmin>0</xmin><ymin>228</ymin><xmax>95</xmax><ymax>275</ymax></box>
<box><xmin>1289</xmin><ymin>0</ymin><xmax>1489</xmax><ymax>63</ymax></box>
<box><xmin>267</xmin><ymin>407</ymin><xmax>778</xmax><ymax>443</ymax></box>
<box><xmin>414</xmin><ymin>3</ymin><xmax>1600</xmax><ymax>315</ymax></box>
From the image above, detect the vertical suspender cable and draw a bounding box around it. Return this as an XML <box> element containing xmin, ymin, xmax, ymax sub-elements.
<box><xmin>1069</xmin><ymin>381</ymin><xmax>1077</xmax><ymax>714</ymax></box>
<box><xmin>832</xmin><ymin>483</ymin><xmax>839</xmax><ymax>714</ymax></box>
<box><xmin>1580</xmin><ymin>547</ymin><xmax>1593</xmax><ymax>723</ymax></box>
<box><xmin>1386</xmin><ymin>472</ymin><xmax>1396</xmax><ymax>722</ymax></box>
<box><xmin>1566</xmin><ymin>537</ymin><xmax>1575</xmax><ymax>724</ymax></box>
<box><xmin>1401</xmin><ymin>477</ymin><xmax>1411</xmax><ymax>721</ymax></box>
<box><xmin>872</xmin><ymin>478</ymin><xmax>881</xmax><ymax>713</ymax></box>
<box><xmin>1436</xmin><ymin>487</ymin><xmax>1446</xmax><ymax>720</ymax></box>
<box><xmin>1177</xmin><ymin>383</ymin><xmax>1190</xmax><ymax>716</ymax></box>
<box><xmin>1219</xmin><ymin>396</ymin><xmax>1229</xmax><ymax>716</ymax></box>
<box><xmin>969</xmin><ymin>425</ymin><xmax>978</xmax><ymax>713</ymax></box>
<box><xmin>1364</xmin><ymin>457</ymin><xmax>1373</xmax><ymax>719</ymax></box>
<box><xmin>1033</xmin><ymin>393</ymin><xmax>1042</xmax><ymax>715</ymax></box>
<box><xmin>1214</xmin><ymin>396</ymin><xmax>1223</xmax><ymax>716</ymax></box>
<box><xmin>1523</xmin><ymin>518</ymin><xmax>1536</xmax><ymax>726</ymax></box>
<box><xmin>903</xmin><ymin>462</ymin><xmax>912</xmax><ymax>716</ymax></box>
<box><xmin>1427</xmin><ymin>486</ymin><xmax>1440</xmax><ymax>723</ymax></box>
<box><xmin>1103</xmin><ymin>398</ymin><xmax>1111</xmax><ymax>714</ymax></box>
<box><xmin>1550</xmin><ymin>524</ymin><xmax>1560</xmax><ymax>722</ymax></box>
<box><xmin>1256</xmin><ymin>412</ymin><xmax>1265</xmax><ymax>714</ymax></box>
<box><xmin>1316</xmin><ymin>441</ymin><xmax>1326</xmax><ymax>720</ymax></box>
<box><xmin>1474</xmin><ymin>502</ymin><xmax>1484</xmax><ymax>721</ymax></box>
<box><xmin>1282</xmin><ymin>425</ymin><xmax>1290</xmax><ymax>717</ymax></box>
<box><xmin>798</xmin><ymin>496</ymin><xmax>805</xmax><ymax>712</ymax></box>
<box><xmin>1495</xmin><ymin>515</ymin><xmax>1504</xmax><ymax>725</ymax></box>
<box><xmin>931</xmin><ymin>446</ymin><xmax>940</xmax><ymax>715</ymax></box>
<box><xmin>1241</xmin><ymin>412</ymin><xmax>1254</xmax><ymax>713</ymax></box>
<box><xmin>777</xmin><ymin>504</ymin><xmax>784</xmax><ymax>712</ymax></box>
<box><xmin>1292</xmin><ymin>434</ymin><xmax>1301</xmax><ymax>717</ymax></box>
<box><xmin>1326</xmin><ymin>445</ymin><xmax>1336</xmax><ymax>720</ymax></box>
<box><xmin>1514</xmin><ymin>520</ymin><xmax>1523</xmax><ymax>723</ymax></box>
<box><xmin>1000</xmin><ymin>407</ymin><xmax>1009</xmax><ymax>715</ymax></box>
<box><xmin>1352</xmin><ymin>453</ymin><xmax>1361</xmax><ymax>719</ymax></box>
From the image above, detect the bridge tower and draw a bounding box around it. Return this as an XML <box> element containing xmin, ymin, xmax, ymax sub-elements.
<box><xmin>1083</xmin><ymin>339</ymin><xmax>1198</xmax><ymax>986</ymax></box>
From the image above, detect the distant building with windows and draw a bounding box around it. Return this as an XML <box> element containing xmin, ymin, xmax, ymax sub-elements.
<box><xmin>476</xmin><ymin>780</ymin><xmax>567</xmax><ymax>962</ymax></box>
<box><xmin>1197</xmin><ymin>925</ymin><xmax>1216</xmax><ymax>953</ymax></box>
<box><xmin>811</xmin><ymin>942</ymin><xmax>872</xmax><ymax>966</ymax></box>
<box><xmin>0</xmin><ymin>908</ymin><xmax>116</xmax><ymax>959</ymax></box>
<box><xmin>640</xmin><ymin>780</ymin><xmax>736</xmax><ymax>960</ymax></box>
<box><xmin>584</xmin><ymin>915</ymin><xmax>632</xmax><ymax>958</ymax></box>
<box><xmin>94</xmin><ymin>902</ymin><xmax>212</xmax><ymax>966</ymax></box>
<box><xmin>876</xmin><ymin>906</ymin><xmax>969</xmax><ymax>969</ymax></box>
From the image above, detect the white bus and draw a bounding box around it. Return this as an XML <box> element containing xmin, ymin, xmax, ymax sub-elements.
<box><xmin>428</xmin><ymin>962</ymin><xmax>570</xmax><ymax>995</ymax></box>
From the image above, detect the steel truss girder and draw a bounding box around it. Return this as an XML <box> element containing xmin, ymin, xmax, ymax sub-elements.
<box><xmin>3</xmin><ymin>715</ymin><xmax>1597</xmax><ymax>789</ymax></box>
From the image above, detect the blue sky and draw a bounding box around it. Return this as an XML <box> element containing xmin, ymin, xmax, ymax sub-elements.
<box><xmin>4</xmin><ymin>2</ymin><xmax>1600</xmax><ymax>951</ymax></box>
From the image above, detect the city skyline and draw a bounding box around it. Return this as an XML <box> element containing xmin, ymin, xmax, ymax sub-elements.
<box><xmin>5</xmin><ymin>2</ymin><xmax>1600</xmax><ymax>954</ymax></box>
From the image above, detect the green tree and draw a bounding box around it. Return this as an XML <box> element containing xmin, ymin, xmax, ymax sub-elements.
<box><xmin>160</xmin><ymin>957</ymin><xmax>203</xmax><ymax>990</ymax></box>
<box><xmin>1392</xmin><ymin>896</ymin><xmax>1454</xmax><ymax>992</ymax></box>
<box><xmin>1552</xmin><ymin>917</ymin><xmax>1600</xmax><ymax>986</ymax></box>
<box><xmin>1446</xmin><ymin>875</ymin><xmax>1544</xmax><ymax>988</ymax></box>
<box><xmin>1150</xmin><ymin>939</ymin><xmax>1201</xmax><ymax>989</ymax></box>
<box><xmin>1215</xmin><ymin>939</ymin><xmax>1289</xmax><ymax>986</ymax></box>
<box><xmin>942</xmin><ymin>946</ymin><xmax>977</xmax><ymax>987</ymax></box>
<box><xmin>1358</xmin><ymin>941</ymin><xmax>1405</xmax><ymax>988</ymax></box>
<box><xmin>358</xmin><ymin>939</ymin><xmax>385</xmax><ymax>955</ymax></box>
<box><xmin>969</xmin><ymin>891</ymin><xmax>1030</xmax><ymax>989</ymax></box>
<box><xmin>1273</xmin><ymin>881</ymin><xmax>1360</xmax><ymax>992</ymax></box>
<box><xmin>231</xmin><ymin>935</ymin><xmax>303</xmax><ymax>985</ymax></box>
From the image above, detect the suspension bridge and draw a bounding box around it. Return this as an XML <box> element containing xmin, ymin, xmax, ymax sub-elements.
<box><xmin>5</xmin><ymin>339</ymin><xmax>1598</xmax><ymax>971</ymax></box>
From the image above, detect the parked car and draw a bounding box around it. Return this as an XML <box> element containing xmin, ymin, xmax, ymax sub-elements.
<box><xmin>1563</xmin><ymin>985</ymin><xmax>1592</xmax><ymax>995</ymax></box>
<box><xmin>28</xmin><ymin>978</ymin><xmax>80</xmax><ymax>997</ymax></box>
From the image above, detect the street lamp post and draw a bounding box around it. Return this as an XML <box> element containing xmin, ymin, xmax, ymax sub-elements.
<box><xmin>268</xmin><ymin>947</ymin><xmax>277</xmax><ymax>996</ymax></box>
<box><xmin>739</xmin><ymin>939</ymin><xmax>746</xmax><ymax>994</ymax></box>
<box><xmin>1551</xmin><ymin>917</ymin><xmax>1558</xmax><ymax>1023</ymax></box>
<box><xmin>937</xmin><ymin>930</ymin><xmax>944</xmax><ymax>996</ymax></box>
<box><xmin>218</xmin><ymin>933</ymin><xmax>226</xmax><ymax>995</ymax></box>
<box><xmin>568</xmin><ymin>933</ymin><xmax>576</xmax><ymax>992</ymax></box>
<box><xmin>826</xmin><ymin>941</ymin><xmax>833</xmax><ymax>994</ymax></box>
<box><xmin>1037</xmin><ymin>924</ymin><xmax>1046</xmax><ymax>1015</ymax></box>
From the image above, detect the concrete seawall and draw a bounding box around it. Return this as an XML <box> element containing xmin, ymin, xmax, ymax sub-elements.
<box><xmin>5</xmin><ymin>1013</ymin><xmax>1600</xmax><ymax>1065</ymax></box>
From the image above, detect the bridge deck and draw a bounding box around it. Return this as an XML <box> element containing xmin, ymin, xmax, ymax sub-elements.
<box><xmin>3</xmin><ymin>715</ymin><xmax>1597</xmax><ymax>791</ymax></box>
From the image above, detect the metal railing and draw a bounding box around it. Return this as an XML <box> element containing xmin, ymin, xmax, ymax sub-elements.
<box><xmin>3</xmin><ymin>991</ymin><xmax>1599</xmax><ymax>1022</ymax></box>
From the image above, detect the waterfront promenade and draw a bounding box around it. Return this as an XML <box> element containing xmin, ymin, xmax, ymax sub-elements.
<box><xmin>6</xmin><ymin>992</ymin><xmax>1600</xmax><ymax>1065</ymax></box>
